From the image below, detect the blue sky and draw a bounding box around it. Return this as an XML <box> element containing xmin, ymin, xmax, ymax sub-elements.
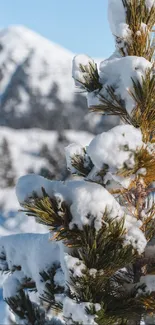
<box><xmin>0</xmin><ymin>0</ymin><xmax>115</xmax><ymax>58</ymax></box>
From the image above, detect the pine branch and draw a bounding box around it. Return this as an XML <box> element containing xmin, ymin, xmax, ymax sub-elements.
<box><xmin>6</xmin><ymin>289</ymin><xmax>47</xmax><ymax>325</ymax></box>
<box><xmin>62</xmin><ymin>217</ymin><xmax>138</xmax><ymax>307</ymax></box>
<box><xmin>91</xmin><ymin>69</ymin><xmax>155</xmax><ymax>141</ymax></box>
<box><xmin>90</xmin><ymin>85</ymin><xmax>133</xmax><ymax>124</ymax></box>
<box><xmin>143</xmin><ymin>214</ymin><xmax>155</xmax><ymax>241</ymax></box>
<box><xmin>72</xmin><ymin>217</ymin><xmax>137</xmax><ymax>275</ymax></box>
<box><xmin>22</xmin><ymin>187</ymin><xmax>72</xmax><ymax>236</ymax></box>
<box><xmin>76</xmin><ymin>61</ymin><xmax>102</xmax><ymax>92</ymax></box>
<box><xmin>6</xmin><ymin>289</ymin><xmax>64</xmax><ymax>325</ymax></box>
<box><xmin>22</xmin><ymin>190</ymin><xmax>83</xmax><ymax>246</ymax></box>
<box><xmin>71</xmin><ymin>150</ymin><xmax>94</xmax><ymax>177</ymax></box>
<box><xmin>120</xmin><ymin>0</ymin><xmax>155</xmax><ymax>60</ymax></box>
<box><xmin>117</xmin><ymin>146</ymin><xmax>155</xmax><ymax>186</ymax></box>
<box><xmin>93</xmin><ymin>288</ymin><xmax>155</xmax><ymax>325</ymax></box>
<box><xmin>129</xmin><ymin>69</ymin><xmax>155</xmax><ymax>142</ymax></box>
<box><xmin>40</xmin><ymin>264</ymin><xmax>64</xmax><ymax>312</ymax></box>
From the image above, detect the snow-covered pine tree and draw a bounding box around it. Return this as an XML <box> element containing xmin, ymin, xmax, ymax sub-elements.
<box><xmin>0</xmin><ymin>0</ymin><xmax>155</xmax><ymax>324</ymax></box>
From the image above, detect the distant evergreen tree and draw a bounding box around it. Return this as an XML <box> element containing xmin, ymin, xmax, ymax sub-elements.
<box><xmin>0</xmin><ymin>137</ymin><xmax>15</xmax><ymax>188</ymax></box>
<box><xmin>39</xmin><ymin>132</ymin><xmax>69</xmax><ymax>180</ymax></box>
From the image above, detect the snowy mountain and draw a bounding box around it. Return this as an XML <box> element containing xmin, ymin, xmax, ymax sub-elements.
<box><xmin>0</xmin><ymin>25</ymin><xmax>98</xmax><ymax>132</ymax></box>
<box><xmin>0</xmin><ymin>25</ymin><xmax>74</xmax><ymax>101</ymax></box>
<box><xmin>0</xmin><ymin>25</ymin><xmax>119</xmax><ymax>133</ymax></box>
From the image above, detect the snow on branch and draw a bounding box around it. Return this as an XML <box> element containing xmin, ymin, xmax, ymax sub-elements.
<box><xmin>0</xmin><ymin>233</ymin><xmax>63</xmax><ymax>298</ymax></box>
<box><xmin>108</xmin><ymin>0</ymin><xmax>155</xmax><ymax>59</ymax></box>
<box><xmin>16</xmin><ymin>174</ymin><xmax>147</xmax><ymax>255</ymax></box>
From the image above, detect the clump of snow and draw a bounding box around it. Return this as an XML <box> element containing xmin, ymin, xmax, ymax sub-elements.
<box><xmin>65</xmin><ymin>144</ymin><xmax>84</xmax><ymax>173</ymax></box>
<box><xmin>16</xmin><ymin>174</ymin><xmax>67</xmax><ymax>204</ymax></box>
<box><xmin>104</xmin><ymin>171</ymin><xmax>134</xmax><ymax>190</ymax></box>
<box><xmin>65</xmin><ymin>130</ymin><xmax>93</xmax><ymax>147</ymax></box>
<box><xmin>145</xmin><ymin>0</ymin><xmax>155</xmax><ymax>10</ymax></box>
<box><xmin>136</xmin><ymin>168</ymin><xmax>147</xmax><ymax>176</ymax></box>
<box><xmin>87</xmin><ymin>124</ymin><xmax>143</xmax><ymax>188</ymax></box>
<box><xmin>65</xmin><ymin>143</ymin><xmax>91</xmax><ymax>174</ymax></box>
<box><xmin>16</xmin><ymin>174</ymin><xmax>125</xmax><ymax>231</ymax></box>
<box><xmin>0</xmin><ymin>233</ymin><xmax>63</xmax><ymax>297</ymax></box>
<box><xmin>54</xmin><ymin>267</ymin><xmax>64</xmax><ymax>288</ymax></box>
<box><xmin>121</xmin><ymin>214</ymin><xmax>146</xmax><ymax>255</ymax></box>
<box><xmin>69</xmin><ymin>181</ymin><xmax>124</xmax><ymax>231</ymax></box>
<box><xmin>72</xmin><ymin>54</ymin><xmax>152</xmax><ymax>115</ymax></box>
<box><xmin>124</xmin><ymin>225</ymin><xmax>147</xmax><ymax>255</ymax></box>
<box><xmin>89</xmin><ymin>269</ymin><xmax>97</xmax><ymax>277</ymax></box>
<box><xmin>108</xmin><ymin>0</ymin><xmax>131</xmax><ymax>40</ymax></box>
<box><xmin>64</xmin><ymin>254</ymin><xmax>86</xmax><ymax>279</ymax></box>
<box><xmin>67</xmin><ymin>126</ymin><xmax>144</xmax><ymax>189</ymax></box>
<box><xmin>16</xmin><ymin>175</ymin><xmax>124</xmax><ymax>231</ymax></box>
<box><xmin>99</xmin><ymin>56</ymin><xmax>152</xmax><ymax>115</ymax></box>
<box><xmin>3</xmin><ymin>275</ymin><xmax>21</xmax><ymax>299</ymax></box>
<box><xmin>16</xmin><ymin>174</ymin><xmax>147</xmax><ymax>254</ymax></box>
<box><xmin>72</xmin><ymin>54</ymin><xmax>95</xmax><ymax>88</ymax></box>
<box><xmin>63</xmin><ymin>297</ymin><xmax>98</xmax><ymax>325</ymax></box>
<box><xmin>87</xmin><ymin>124</ymin><xmax>143</xmax><ymax>170</ymax></box>
<box><xmin>108</xmin><ymin>0</ymin><xmax>154</xmax><ymax>41</ymax></box>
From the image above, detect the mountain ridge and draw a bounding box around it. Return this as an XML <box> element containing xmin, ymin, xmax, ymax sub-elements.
<box><xmin>0</xmin><ymin>25</ymin><xmax>93</xmax><ymax>131</ymax></box>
